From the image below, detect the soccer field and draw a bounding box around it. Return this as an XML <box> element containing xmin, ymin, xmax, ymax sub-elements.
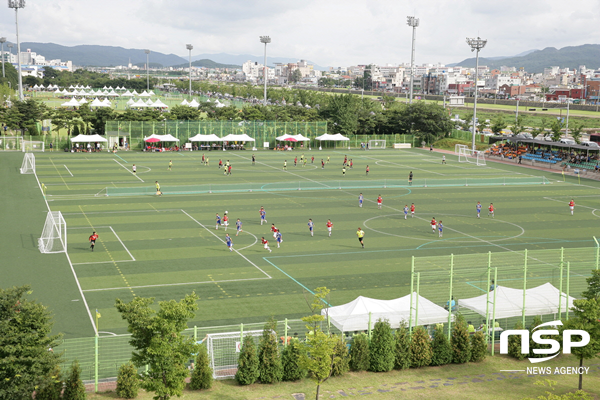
<box><xmin>5</xmin><ymin>147</ymin><xmax>600</xmax><ymax>338</ymax></box>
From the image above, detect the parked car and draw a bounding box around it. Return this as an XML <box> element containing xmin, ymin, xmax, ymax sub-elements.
<box><xmin>581</xmin><ymin>141</ymin><xmax>600</xmax><ymax>148</ymax></box>
<box><xmin>559</xmin><ymin>138</ymin><xmax>576</xmax><ymax>145</ymax></box>
<box><xmin>516</xmin><ymin>133</ymin><xmax>533</xmax><ymax>139</ymax></box>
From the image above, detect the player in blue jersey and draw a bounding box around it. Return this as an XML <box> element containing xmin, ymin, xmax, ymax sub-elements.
<box><xmin>236</xmin><ymin>218</ymin><xmax>243</xmax><ymax>236</ymax></box>
<box><xmin>215</xmin><ymin>213</ymin><xmax>221</xmax><ymax>230</ymax></box>
<box><xmin>259</xmin><ymin>206</ymin><xmax>267</xmax><ymax>225</ymax></box>
<box><xmin>358</xmin><ymin>193</ymin><xmax>363</xmax><ymax>207</ymax></box>
<box><xmin>225</xmin><ymin>233</ymin><xmax>233</xmax><ymax>251</ymax></box>
<box><xmin>404</xmin><ymin>205</ymin><xmax>409</xmax><ymax>219</ymax></box>
<box><xmin>276</xmin><ymin>230</ymin><xmax>283</xmax><ymax>248</ymax></box>
<box><xmin>438</xmin><ymin>221</ymin><xmax>444</xmax><ymax>238</ymax></box>
<box><xmin>308</xmin><ymin>218</ymin><xmax>314</xmax><ymax>236</ymax></box>
<box><xmin>476</xmin><ymin>201</ymin><xmax>482</xmax><ymax>218</ymax></box>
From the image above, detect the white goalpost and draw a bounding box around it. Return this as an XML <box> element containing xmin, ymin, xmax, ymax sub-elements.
<box><xmin>22</xmin><ymin>140</ymin><xmax>45</xmax><ymax>152</ymax></box>
<box><xmin>368</xmin><ymin>140</ymin><xmax>386</xmax><ymax>149</ymax></box>
<box><xmin>458</xmin><ymin>146</ymin><xmax>486</xmax><ymax>166</ymax></box>
<box><xmin>20</xmin><ymin>153</ymin><xmax>36</xmax><ymax>174</ymax></box>
<box><xmin>38</xmin><ymin>211</ymin><xmax>68</xmax><ymax>254</ymax></box>
<box><xmin>206</xmin><ymin>330</ymin><xmax>264</xmax><ymax>379</ymax></box>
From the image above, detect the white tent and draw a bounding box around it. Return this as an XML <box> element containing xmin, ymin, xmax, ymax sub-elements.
<box><xmin>180</xmin><ymin>99</ymin><xmax>189</xmax><ymax>106</ymax></box>
<box><xmin>70</xmin><ymin>134</ymin><xmax>108</xmax><ymax>143</ymax></box>
<box><xmin>138</xmin><ymin>90</ymin><xmax>151</xmax><ymax>97</ymax></box>
<box><xmin>152</xmin><ymin>99</ymin><xmax>169</xmax><ymax>108</ymax></box>
<box><xmin>101</xmin><ymin>99</ymin><xmax>112</xmax><ymax>107</ymax></box>
<box><xmin>458</xmin><ymin>283</ymin><xmax>575</xmax><ymax>319</ymax></box>
<box><xmin>189</xmin><ymin>134</ymin><xmax>222</xmax><ymax>142</ymax></box>
<box><xmin>276</xmin><ymin>134</ymin><xmax>296</xmax><ymax>141</ymax></box>
<box><xmin>323</xmin><ymin>294</ymin><xmax>453</xmax><ymax>332</ymax></box>
<box><xmin>188</xmin><ymin>99</ymin><xmax>200</xmax><ymax>108</ymax></box>
<box><xmin>292</xmin><ymin>134</ymin><xmax>310</xmax><ymax>141</ymax></box>
<box><xmin>145</xmin><ymin>99</ymin><xmax>154</xmax><ymax>105</ymax></box>
<box><xmin>121</xmin><ymin>90</ymin><xmax>134</xmax><ymax>97</ymax></box>
<box><xmin>61</xmin><ymin>98</ymin><xmax>81</xmax><ymax>107</ymax></box>
<box><xmin>221</xmin><ymin>133</ymin><xmax>255</xmax><ymax>142</ymax></box>
<box><xmin>126</xmin><ymin>98</ymin><xmax>135</xmax><ymax>106</ymax></box>
<box><xmin>78</xmin><ymin>98</ymin><xmax>88</xmax><ymax>104</ymax></box>
<box><xmin>160</xmin><ymin>134</ymin><xmax>180</xmax><ymax>142</ymax></box>
<box><xmin>132</xmin><ymin>99</ymin><xmax>148</xmax><ymax>108</ymax></box>
<box><xmin>90</xmin><ymin>98</ymin><xmax>104</xmax><ymax>107</ymax></box>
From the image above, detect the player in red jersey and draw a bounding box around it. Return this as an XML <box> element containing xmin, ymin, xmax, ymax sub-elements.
<box><xmin>488</xmin><ymin>203</ymin><xmax>494</xmax><ymax>218</ymax></box>
<box><xmin>410</xmin><ymin>203</ymin><xmax>415</xmax><ymax>218</ymax></box>
<box><xmin>294</xmin><ymin>156</ymin><xmax>297</xmax><ymax>167</ymax></box>
<box><xmin>326</xmin><ymin>219</ymin><xmax>333</xmax><ymax>237</ymax></box>
<box><xmin>569</xmin><ymin>199</ymin><xmax>575</xmax><ymax>215</ymax></box>
<box><xmin>223</xmin><ymin>212</ymin><xmax>229</xmax><ymax>231</ymax></box>
<box><xmin>271</xmin><ymin>223</ymin><xmax>278</xmax><ymax>238</ymax></box>
<box><xmin>261</xmin><ymin>237</ymin><xmax>272</xmax><ymax>252</ymax></box>
<box><xmin>377</xmin><ymin>195</ymin><xmax>383</xmax><ymax>209</ymax></box>
<box><xmin>430</xmin><ymin>217</ymin><xmax>437</xmax><ymax>233</ymax></box>
<box><xmin>89</xmin><ymin>231</ymin><xmax>98</xmax><ymax>251</ymax></box>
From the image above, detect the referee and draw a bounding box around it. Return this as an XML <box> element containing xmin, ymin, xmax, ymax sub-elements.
<box><xmin>356</xmin><ymin>227</ymin><xmax>365</xmax><ymax>248</ymax></box>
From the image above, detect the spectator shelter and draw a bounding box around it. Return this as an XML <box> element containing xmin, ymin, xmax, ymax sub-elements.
<box><xmin>315</xmin><ymin>133</ymin><xmax>350</xmax><ymax>150</ymax></box>
<box><xmin>458</xmin><ymin>283</ymin><xmax>574</xmax><ymax>319</ymax></box>
<box><xmin>221</xmin><ymin>133</ymin><xmax>256</xmax><ymax>150</ymax></box>
<box><xmin>70</xmin><ymin>134</ymin><xmax>108</xmax><ymax>144</ymax></box>
<box><xmin>322</xmin><ymin>294</ymin><xmax>452</xmax><ymax>332</ymax></box>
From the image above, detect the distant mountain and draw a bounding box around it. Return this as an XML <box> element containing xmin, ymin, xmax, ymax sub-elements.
<box><xmin>19</xmin><ymin>42</ymin><xmax>187</xmax><ymax>67</ymax></box>
<box><xmin>189</xmin><ymin>52</ymin><xmax>328</xmax><ymax>71</ymax></box>
<box><xmin>451</xmin><ymin>44</ymin><xmax>600</xmax><ymax>73</ymax></box>
<box><xmin>171</xmin><ymin>59</ymin><xmax>241</xmax><ymax>69</ymax></box>
<box><xmin>482</xmin><ymin>49</ymin><xmax>538</xmax><ymax>61</ymax></box>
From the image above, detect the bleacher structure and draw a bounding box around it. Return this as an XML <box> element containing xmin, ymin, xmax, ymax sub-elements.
<box><xmin>520</xmin><ymin>150</ymin><xmax>562</xmax><ymax>165</ymax></box>
<box><xmin>20</xmin><ymin>153</ymin><xmax>35</xmax><ymax>174</ymax></box>
<box><xmin>38</xmin><ymin>211</ymin><xmax>67</xmax><ymax>254</ymax></box>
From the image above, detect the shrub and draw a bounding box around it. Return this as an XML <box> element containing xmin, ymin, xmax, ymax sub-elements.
<box><xmin>62</xmin><ymin>360</ymin><xmax>86</xmax><ymax>400</ymax></box>
<box><xmin>116</xmin><ymin>362</ymin><xmax>139</xmax><ymax>399</ymax></box>
<box><xmin>508</xmin><ymin>322</ymin><xmax>527</xmax><ymax>360</ymax></box>
<box><xmin>369</xmin><ymin>319</ymin><xmax>395</xmax><ymax>372</ymax></box>
<box><xmin>235</xmin><ymin>335</ymin><xmax>259</xmax><ymax>385</ymax></box>
<box><xmin>257</xmin><ymin>319</ymin><xmax>283</xmax><ymax>384</ymax></box>
<box><xmin>470</xmin><ymin>331</ymin><xmax>487</xmax><ymax>362</ymax></box>
<box><xmin>281</xmin><ymin>339</ymin><xmax>307</xmax><ymax>381</ymax></box>
<box><xmin>394</xmin><ymin>323</ymin><xmax>411</xmax><ymax>370</ymax></box>
<box><xmin>451</xmin><ymin>315</ymin><xmax>471</xmax><ymax>364</ymax></box>
<box><xmin>410</xmin><ymin>326</ymin><xmax>433</xmax><ymax>368</ymax></box>
<box><xmin>331</xmin><ymin>336</ymin><xmax>350</xmax><ymax>377</ymax></box>
<box><xmin>349</xmin><ymin>333</ymin><xmax>370</xmax><ymax>371</ymax></box>
<box><xmin>528</xmin><ymin>316</ymin><xmax>550</xmax><ymax>359</ymax></box>
<box><xmin>35</xmin><ymin>365</ymin><xmax>63</xmax><ymax>400</ymax></box>
<box><xmin>189</xmin><ymin>345</ymin><xmax>213</xmax><ymax>390</ymax></box>
<box><xmin>430</xmin><ymin>324</ymin><xmax>452</xmax><ymax>366</ymax></box>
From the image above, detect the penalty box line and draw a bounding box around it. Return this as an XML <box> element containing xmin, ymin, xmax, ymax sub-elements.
<box><xmin>68</xmin><ymin>226</ymin><xmax>135</xmax><ymax>264</ymax></box>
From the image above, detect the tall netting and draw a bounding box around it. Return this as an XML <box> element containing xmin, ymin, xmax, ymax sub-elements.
<box><xmin>206</xmin><ymin>330</ymin><xmax>264</xmax><ymax>379</ymax></box>
<box><xmin>20</xmin><ymin>153</ymin><xmax>35</xmax><ymax>174</ymax></box>
<box><xmin>22</xmin><ymin>140</ymin><xmax>45</xmax><ymax>152</ymax></box>
<box><xmin>38</xmin><ymin>211</ymin><xmax>67</xmax><ymax>254</ymax></box>
<box><xmin>0</xmin><ymin>135</ymin><xmax>23</xmax><ymax>151</ymax></box>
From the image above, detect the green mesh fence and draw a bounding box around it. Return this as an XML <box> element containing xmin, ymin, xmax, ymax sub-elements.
<box><xmin>103</xmin><ymin>176</ymin><xmax>551</xmax><ymax>197</ymax></box>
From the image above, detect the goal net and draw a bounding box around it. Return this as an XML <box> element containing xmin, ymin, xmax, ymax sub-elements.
<box><xmin>22</xmin><ymin>140</ymin><xmax>44</xmax><ymax>152</ymax></box>
<box><xmin>206</xmin><ymin>330</ymin><xmax>264</xmax><ymax>379</ymax></box>
<box><xmin>38</xmin><ymin>211</ymin><xmax>67</xmax><ymax>254</ymax></box>
<box><xmin>368</xmin><ymin>140</ymin><xmax>386</xmax><ymax>149</ymax></box>
<box><xmin>458</xmin><ymin>146</ymin><xmax>486</xmax><ymax>166</ymax></box>
<box><xmin>20</xmin><ymin>153</ymin><xmax>35</xmax><ymax>174</ymax></box>
<box><xmin>455</xmin><ymin>144</ymin><xmax>468</xmax><ymax>155</ymax></box>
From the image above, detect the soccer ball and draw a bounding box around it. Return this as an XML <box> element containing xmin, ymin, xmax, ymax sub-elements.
<box><xmin>225</xmin><ymin>211</ymin><xmax>228</xmax><ymax>214</ymax></box>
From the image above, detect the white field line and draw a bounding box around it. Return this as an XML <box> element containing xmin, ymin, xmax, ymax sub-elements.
<box><xmin>82</xmin><ymin>277</ymin><xmax>270</xmax><ymax>292</ymax></box>
<box><xmin>110</xmin><ymin>226</ymin><xmax>135</xmax><ymax>261</ymax></box>
<box><xmin>73</xmin><ymin>260</ymin><xmax>135</xmax><ymax>266</ymax></box>
<box><xmin>63</xmin><ymin>165</ymin><xmax>73</xmax><ymax>176</ymax></box>
<box><xmin>62</xmin><ymin>208</ymin><xmax>183</xmax><ymax>216</ymax></box>
<box><xmin>113</xmin><ymin>159</ymin><xmax>144</xmax><ymax>182</ymax></box>
<box><xmin>180</xmin><ymin>209</ymin><xmax>272</xmax><ymax>279</ymax></box>
<box><xmin>544</xmin><ymin>197</ymin><xmax>599</xmax><ymax>212</ymax></box>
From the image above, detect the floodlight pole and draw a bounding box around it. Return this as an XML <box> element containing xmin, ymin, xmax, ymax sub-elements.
<box><xmin>407</xmin><ymin>16</ymin><xmax>419</xmax><ymax>104</ymax></box>
<box><xmin>9</xmin><ymin>0</ymin><xmax>26</xmax><ymax>101</ymax></box>
<box><xmin>145</xmin><ymin>49</ymin><xmax>150</xmax><ymax>91</ymax></box>
<box><xmin>0</xmin><ymin>37</ymin><xmax>6</xmax><ymax>78</ymax></box>
<box><xmin>186</xmin><ymin>44</ymin><xmax>193</xmax><ymax>99</ymax></box>
<box><xmin>466</xmin><ymin>36</ymin><xmax>487</xmax><ymax>152</ymax></box>
<box><xmin>260</xmin><ymin>36</ymin><xmax>271</xmax><ymax>106</ymax></box>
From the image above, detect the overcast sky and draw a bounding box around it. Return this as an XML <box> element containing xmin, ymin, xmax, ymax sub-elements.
<box><xmin>1</xmin><ymin>0</ymin><xmax>599</xmax><ymax>67</ymax></box>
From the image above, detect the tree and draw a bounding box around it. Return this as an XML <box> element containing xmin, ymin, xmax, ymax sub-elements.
<box><xmin>430</xmin><ymin>324</ymin><xmax>452</xmax><ymax>366</ymax></box>
<box><xmin>330</xmin><ymin>336</ymin><xmax>350</xmax><ymax>377</ymax></box>
<box><xmin>507</xmin><ymin>322</ymin><xmax>527</xmax><ymax>360</ymax></box>
<box><xmin>490</xmin><ymin>114</ymin><xmax>507</xmax><ymax>135</ymax></box>
<box><xmin>369</xmin><ymin>319</ymin><xmax>395</xmax><ymax>372</ymax></box>
<box><xmin>257</xmin><ymin>318</ymin><xmax>283</xmax><ymax>384</ymax></box>
<box><xmin>189</xmin><ymin>345</ymin><xmax>212</xmax><ymax>390</ymax></box>
<box><xmin>393</xmin><ymin>323</ymin><xmax>411</xmax><ymax>370</ymax></box>
<box><xmin>410</xmin><ymin>326</ymin><xmax>432</xmax><ymax>368</ymax></box>
<box><xmin>0</xmin><ymin>285</ymin><xmax>62</xmax><ymax>400</ymax></box>
<box><xmin>289</xmin><ymin>69</ymin><xmax>302</xmax><ymax>84</ymax></box>
<box><xmin>569</xmin><ymin>122</ymin><xmax>584</xmax><ymax>144</ymax></box>
<box><xmin>62</xmin><ymin>360</ymin><xmax>86</xmax><ymax>400</ymax></box>
<box><xmin>116</xmin><ymin>362</ymin><xmax>140</xmax><ymax>399</ymax></box>
<box><xmin>469</xmin><ymin>331</ymin><xmax>487</xmax><ymax>362</ymax></box>
<box><xmin>581</xmin><ymin>270</ymin><xmax>600</xmax><ymax>301</ymax></box>
<box><xmin>511</xmin><ymin>115</ymin><xmax>527</xmax><ymax>136</ymax></box>
<box><xmin>114</xmin><ymin>293</ymin><xmax>199</xmax><ymax>400</ymax></box>
<box><xmin>349</xmin><ymin>333</ymin><xmax>370</xmax><ymax>371</ymax></box>
<box><xmin>550</xmin><ymin>119</ymin><xmax>564</xmax><ymax>142</ymax></box>
<box><xmin>235</xmin><ymin>335</ymin><xmax>259</xmax><ymax>385</ymax></box>
<box><xmin>451</xmin><ymin>314</ymin><xmax>471</xmax><ymax>364</ymax></box>
<box><xmin>35</xmin><ymin>365</ymin><xmax>63</xmax><ymax>400</ymax></box>
<box><xmin>91</xmin><ymin>108</ymin><xmax>115</xmax><ymax>135</ymax></box>
<box><xmin>281</xmin><ymin>339</ymin><xmax>307</xmax><ymax>381</ymax></box>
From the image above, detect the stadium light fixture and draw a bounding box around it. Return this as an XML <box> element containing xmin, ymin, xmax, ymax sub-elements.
<box><xmin>260</xmin><ymin>36</ymin><xmax>271</xmax><ymax>106</ymax></box>
<box><xmin>186</xmin><ymin>44</ymin><xmax>193</xmax><ymax>100</ymax></box>
<box><xmin>407</xmin><ymin>16</ymin><xmax>419</xmax><ymax>104</ymax></box>
<box><xmin>145</xmin><ymin>49</ymin><xmax>150</xmax><ymax>91</ymax></box>
<box><xmin>8</xmin><ymin>0</ymin><xmax>26</xmax><ymax>100</ymax></box>
<box><xmin>466</xmin><ymin>37</ymin><xmax>487</xmax><ymax>152</ymax></box>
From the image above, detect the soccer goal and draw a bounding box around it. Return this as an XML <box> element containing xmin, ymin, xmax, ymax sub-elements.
<box><xmin>368</xmin><ymin>140</ymin><xmax>386</xmax><ymax>149</ymax></box>
<box><xmin>206</xmin><ymin>330</ymin><xmax>264</xmax><ymax>379</ymax></box>
<box><xmin>22</xmin><ymin>140</ymin><xmax>44</xmax><ymax>152</ymax></box>
<box><xmin>20</xmin><ymin>153</ymin><xmax>35</xmax><ymax>174</ymax></box>
<box><xmin>38</xmin><ymin>211</ymin><xmax>67</xmax><ymax>254</ymax></box>
<box><xmin>1</xmin><ymin>136</ymin><xmax>23</xmax><ymax>151</ymax></box>
<box><xmin>455</xmin><ymin>144</ymin><xmax>468</xmax><ymax>155</ymax></box>
<box><xmin>458</xmin><ymin>146</ymin><xmax>486</xmax><ymax>166</ymax></box>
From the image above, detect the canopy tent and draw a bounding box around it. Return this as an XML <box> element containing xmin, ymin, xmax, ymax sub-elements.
<box><xmin>221</xmin><ymin>133</ymin><xmax>255</xmax><ymax>142</ymax></box>
<box><xmin>458</xmin><ymin>283</ymin><xmax>575</xmax><ymax>319</ymax></box>
<box><xmin>70</xmin><ymin>134</ymin><xmax>108</xmax><ymax>143</ymax></box>
<box><xmin>126</xmin><ymin>98</ymin><xmax>135</xmax><ymax>106</ymax></box>
<box><xmin>180</xmin><ymin>99</ymin><xmax>189</xmax><ymax>106</ymax></box>
<box><xmin>138</xmin><ymin>90</ymin><xmax>152</xmax><ymax>97</ymax></box>
<box><xmin>323</xmin><ymin>294</ymin><xmax>452</xmax><ymax>332</ymax></box>
<box><xmin>292</xmin><ymin>134</ymin><xmax>310</xmax><ymax>141</ymax></box>
<box><xmin>121</xmin><ymin>90</ymin><xmax>134</xmax><ymax>97</ymax></box>
<box><xmin>188</xmin><ymin>99</ymin><xmax>200</xmax><ymax>108</ymax></box>
<box><xmin>61</xmin><ymin>98</ymin><xmax>81</xmax><ymax>107</ymax></box>
<box><xmin>146</xmin><ymin>99</ymin><xmax>154</xmax><ymax>105</ymax></box>
<box><xmin>101</xmin><ymin>99</ymin><xmax>112</xmax><ymax>107</ymax></box>
<box><xmin>89</xmin><ymin>98</ymin><xmax>104</xmax><ymax>107</ymax></box>
<box><xmin>131</xmin><ymin>99</ymin><xmax>148</xmax><ymax>108</ymax></box>
<box><xmin>151</xmin><ymin>99</ymin><xmax>169</xmax><ymax>108</ymax></box>
<box><xmin>275</xmin><ymin>134</ymin><xmax>295</xmax><ymax>141</ymax></box>
<box><xmin>144</xmin><ymin>134</ymin><xmax>180</xmax><ymax>143</ymax></box>
<box><xmin>189</xmin><ymin>134</ymin><xmax>222</xmax><ymax>142</ymax></box>
<box><xmin>160</xmin><ymin>134</ymin><xmax>179</xmax><ymax>142</ymax></box>
<box><xmin>78</xmin><ymin>98</ymin><xmax>88</xmax><ymax>104</ymax></box>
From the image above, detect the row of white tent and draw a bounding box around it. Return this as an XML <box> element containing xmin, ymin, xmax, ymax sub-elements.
<box><xmin>323</xmin><ymin>283</ymin><xmax>574</xmax><ymax>332</ymax></box>
<box><xmin>61</xmin><ymin>97</ymin><xmax>112</xmax><ymax>107</ymax></box>
<box><xmin>54</xmin><ymin>89</ymin><xmax>155</xmax><ymax>97</ymax></box>
<box><xmin>126</xmin><ymin>98</ymin><xmax>168</xmax><ymax>108</ymax></box>
<box><xmin>184</xmin><ymin>133</ymin><xmax>349</xmax><ymax>142</ymax></box>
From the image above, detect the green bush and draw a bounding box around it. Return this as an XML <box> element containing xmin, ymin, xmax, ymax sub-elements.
<box><xmin>410</xmin><ymin>326</ymin><xmax>433</xmax><ymax>368</ymax></box>
<box><xmin>528</xmin><ymin>316</ymin><xmax>550</xmax><ymax>359</ymax></box>
<box><xmin>394</xmin><ymin>323</ymin><xmax>411</xmax><ymax>370</ymax></box>
<box><xmin>331</xmin><ymin>336</ymin><xmax>350</xmax><ymax>377</ymax></box>
<box><xmin>235</xmin><ymin>335</ymin><xmax>260</xmax><ymax>385</ymax></box>
<box><xmin>508</xmin><ymin>322</ymin><xmax>527</xmax><ymax>360</ymax></box>
<box><xmin>451</xmin><ymin>315</ymin><xmax>471</xmax><ymax>364</ymax></box>
<box><xmin>369</xmin><ymin>319</ymin><xmax>395</xmax><ymax>372</ymax></box>
<box><xmin>189</xmin><ymin>345</ymin><xmax>213</xmax><ymax>390</ymax></box>
<box><xmin>116</xmin><ymin>362</ymin><xmax>139</xmax><ymax>399</ymax></box>
<box><xmin>35</xmin><ymin>365</ymin><xmax>63</xmax><ymax>400</ymax></box>
<box><xmin>281</xmin><ymin>340</ymin><xmax>307</xmax><ymax>381</ymax></box>
<box><xmin>430</xmin><ymin>325</ymin><xmax>452</xmax><ymax>366</ymax></box>
<box><xmin>470</xmin><ymin>331</ymin><xmax>487</xmax><ymax>362</ymax></box>
<box><xmin>62</xmin><ymin>360</ymin><xmax>86</xmax><ymax>400</ymax></box>
<box><xmin>349</xmin><ymin>333</ymin><xmax>370</xmax><ymax>371</ymax></box>
<box><xmin>257</xmin><ymin>319</ymin><xmax>283</xmax><ymax>384</ymax></box>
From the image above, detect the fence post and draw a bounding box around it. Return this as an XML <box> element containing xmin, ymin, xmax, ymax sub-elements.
<box><xmin>485</xmin><ymin>252</ymin><xmax>491</xmax><ymax>349</ymax></box>
<box><xmin>94</xmin><ymin>336</ymin><xmax>98</xmax><ymax>393</ymax></box>
<box><xmin>558</xmin><ymin>260</ymin><xmax>564</xmax><ymax>320</ymax></box>
<box><xmin>284</xmin><ymin>318</ymin><xmax>288</xmax><ymax>347</ymax></box>
<box><xmin>447</xmin><ymin>254</ymin><xmax>454</xmax><ymax>341</ymax></box>
<box><xmin>194</xmin><ymin>325</ymin><xmax>197</xmax><ymax>342</ymax></box>
<box><xmin>491</xmin><ymin>267</ymin><xmax>498</xmax><ymax>356</ymax></box>
<box><xmin>594</xmin><ymin>236</ymin><xmax>599</xmax><ymax>270</ymax></box>
<box><xmin>409</xmin><ymin>256</ymin><xmax>414</xmax><ymax>336</ymax></box>
<box><xmin>522</xmin><ymin>249</ymin><xmax>528</xmax><ymax>328</ymax></box>
<box><xmin>566</xmin><ymin>262</ymin><xmax>571</xmax><ymax>320</ymax></box>
<box><xmin>415</xmin><ymin>272</ymin><xmax>420</xmax><ymax>332</ymax></box>
<box><xmin>240</xmin><ymin>323</ymin><xmax>244</xmax><ymax>346</ymax></box>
